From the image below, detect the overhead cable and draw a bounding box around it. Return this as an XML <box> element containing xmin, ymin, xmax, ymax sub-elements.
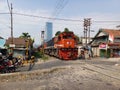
<box><xmin>0</xmin><ymin>12</ymin><xmax>120</xmax><ymax>23</ymax></box>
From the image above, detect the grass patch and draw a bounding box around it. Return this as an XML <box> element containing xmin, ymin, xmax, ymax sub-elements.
<box><xmin>41</xmin><ymin>55</ymin><xmax>49</xmax><ymax>62</ymax></box>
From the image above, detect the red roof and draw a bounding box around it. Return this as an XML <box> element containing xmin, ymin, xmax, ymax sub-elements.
<box><xmin>102</xmin><ymin>29</ymin><xmax>120</xmax><ymax>37</ymax></box>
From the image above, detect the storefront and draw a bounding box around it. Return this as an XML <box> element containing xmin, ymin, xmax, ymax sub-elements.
<box><xmin>108</xmin><ymin>43</ymin><xmax>120</xmax><ymax>57</ymax></box>
<box><xmin>99</xmin><ymin>43</ymin><xmax>120</xmax><ymax>58</ymax></box>
<box><xmin>91</xmin><ymin>28</ymin><xmax>120</xmax><ymax>58</ymax></box>
<box><xmin>99</xmin><ymin>43</ymin><xmax>109</xmax><ymax>57</ymax></box>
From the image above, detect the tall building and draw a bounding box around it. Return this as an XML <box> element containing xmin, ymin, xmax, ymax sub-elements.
<box><xmin>46</xmin><ymin>22</ymin><xmax>53</xmax><ymax>42</ymax></box>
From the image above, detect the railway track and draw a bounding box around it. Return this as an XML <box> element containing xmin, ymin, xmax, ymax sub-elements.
<box><xmin>82</xmin><ymin>64</ymin><xmax>120</xmax><ymax>81</ymax></box>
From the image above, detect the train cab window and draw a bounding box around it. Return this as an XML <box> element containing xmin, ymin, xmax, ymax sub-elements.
<box><xmin>74</xmin><ymin>38</ymin><xmax>76</xmax><ymax>41</ymax></box>
<box><xmin>58</xmin><ymin>36</ymin><xmax>61</xmax><ymax>41</ymax></box>
<box><xmin>63</xmin><ymin>35</ymin><xmax>72</xmax><ymax>39</ymax></box>
<box><xmin>68</xmin><ymin>35</ymin><xmax>73</xmax><ymax>39</ymax></box>
<box><xmin>63</xmin><ymin>36</ymin><xmax>67</xmax><ymax>39</ymax></box>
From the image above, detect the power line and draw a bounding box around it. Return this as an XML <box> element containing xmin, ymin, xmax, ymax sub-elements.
<box><xmin>13</xmin><ymin>13</ymin><xmax>120</xmax><ymax>23</ymax></box>
<box><xmin>52</xmin><ymin>0</ymin><xmax>69</xmax><ymax>18</ymax></box>
<box><xmin>92</xmin><ymin>20</ymin><xmax>120</xmax><ymax>23</ymax></box>
<box><xmin>0</xmin><ymin>12</ymin><xmax>10</xmax><ymax>14</ymax></box>
<box><xmin>7</xmin><ymin>0</ymin><xmax>11</xmax><ymax>12</ymax></box>
<box><xmin>0</xmin><ymin>12</ymin><xmax>120</xmax><ymax>23</ymax></box>
<box><xmin>52</xmin><ymin>0</ymin><xmax>63</xmax><ymax>17</ymax></box>
<box><xmin>14</xmin><ymin>12</ymin><xmax>82</xmax><ymax>22</ymax></box>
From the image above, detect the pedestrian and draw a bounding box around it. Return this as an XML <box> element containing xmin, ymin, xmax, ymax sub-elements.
<box><xmin>84</xmin><ymin>49</ymin><xmax>89</xmax><ymax>60</ymax></box>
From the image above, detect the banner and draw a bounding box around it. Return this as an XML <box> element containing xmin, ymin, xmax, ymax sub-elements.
<box><xmin>109</xmin><ymin>34</ymin><xmax>114</xmax><ymax>42</ymax></box>
<box><xmin>99</xmin><ymin>43</ymin><xmax>107</xmax><ymax>49</ymax></box>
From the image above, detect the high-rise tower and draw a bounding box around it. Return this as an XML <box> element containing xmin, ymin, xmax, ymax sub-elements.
<box><xmin>46</xmin><ymin>22</ymin><xmax>53</xmax><ymax>42</ymax></box>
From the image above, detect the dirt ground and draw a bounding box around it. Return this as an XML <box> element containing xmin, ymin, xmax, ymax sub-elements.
<box><xmin>0</xmin><ymin>63</ymin><xmax>120</xmax><ymax>90</ymax></box>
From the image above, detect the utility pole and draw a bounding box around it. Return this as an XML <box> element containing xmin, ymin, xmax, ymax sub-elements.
<box><xmin>7</xmin><ymin>0</ymin><xmax>15</xmax><ymax>53</ymax></box>
<box><xmin>83</xmin><ymin>18</ymin><xmax>91</xmax><ymax>45</ymax></box>
<box><xmin>9</xmin><ymin>3</ymin><xmax>14</xmax><ymax>54</ymax></box>
<box><xmin>7</xmin><ymin>0</ymin><xmax>14</xmax><ymax>45</ymax></box>
<box><xmin>88</xmin><ymin>18</ymin><xmax>91</xmax><ymax>43</ymax></box>
<box><xmin>10</xmin><ymin>3</ymin><xmax>13</xmax><ymax>44</ymax></box>
<box><xmin>84</xmin><ymin>18</ymin><xmax>88</xmax><ymax>45</ymax></box>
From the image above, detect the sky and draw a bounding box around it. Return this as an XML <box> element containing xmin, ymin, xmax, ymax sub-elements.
<box><xmin>0</xmin><ymin>0</ymin><xmax>120</xmax><ymax>45</ymax></box>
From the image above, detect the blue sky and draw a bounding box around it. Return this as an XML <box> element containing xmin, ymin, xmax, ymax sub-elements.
<box><xmin>0</xmin><ymin>0</ymin><xmax>120</xmax><ymax>45</ymax></box>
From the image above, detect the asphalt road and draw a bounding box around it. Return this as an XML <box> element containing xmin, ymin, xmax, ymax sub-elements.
<box><xmin>18</xmin><ymin>57</ymin><xmax>120</xmax><ymax>72</ymax></box>
<box><xmin>1</xmin><ymin>57</ymin><xmax>120</xmax><ymax>90</ymax></box>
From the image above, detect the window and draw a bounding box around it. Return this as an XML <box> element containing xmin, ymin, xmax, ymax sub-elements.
<box><xmin>63</xmin><ymin>35</ymin><xmax>72</xmax><ymax>39</ymax></box>
<box><xmin>58</xmin><ymin>36</ymin><xmax>61</xmax><ymax>41</ymax></box>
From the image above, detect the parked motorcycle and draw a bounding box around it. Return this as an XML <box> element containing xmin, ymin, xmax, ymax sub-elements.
<box><xmin>0</xmin><ymin>57</ymin><xmax>16</xmax><ymax>73</ymax></box>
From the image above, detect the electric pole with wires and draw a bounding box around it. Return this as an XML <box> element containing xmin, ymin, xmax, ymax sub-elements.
<box><xmin>7</xmin><ymin>0</ymin><xmax>14</xmax><ymax>54</ymax></box>
<box><xmin>83</xmin><ymin>18</ymin><xmax>91</xmax><ymax>45</ymax></box>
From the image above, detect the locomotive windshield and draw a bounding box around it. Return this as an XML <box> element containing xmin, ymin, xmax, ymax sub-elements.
<box><xmin>63</xmin><ymin>35</ymin><xmax>73</xmax><ymax>39</ymax></box>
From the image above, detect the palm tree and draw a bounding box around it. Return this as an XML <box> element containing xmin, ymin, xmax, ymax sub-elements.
<box><xmin>19</xmin><ymin>32</ymin><xmax>31</xmax><ymax>39</ymax></box>
<box><xmin>19</xmin><ymin>32</ymin><xmax>34</xmax><ymax>54</ymax></box>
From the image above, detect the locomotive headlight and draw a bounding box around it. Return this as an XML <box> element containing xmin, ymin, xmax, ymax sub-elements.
<box><xmin>67</xmin><ymin>42</ymin><xmax>72</xmax><ymax>44</ymax></box>
<box><xmin>67</xmin><ymin>42</ymin><xmax>69</xmax><ymax>44</ymax></box>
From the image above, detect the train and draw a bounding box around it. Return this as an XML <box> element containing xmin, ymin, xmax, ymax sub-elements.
<box><xmin>44</xmin><ymin>32</ymin><xmax>78</xmax><ymax>60</ymax></box>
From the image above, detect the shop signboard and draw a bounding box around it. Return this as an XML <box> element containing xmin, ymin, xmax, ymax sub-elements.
<box><xmin>9</xmin><ymin>44</ymin><xmax>15</xmax><ymax>48</ymax></box>
<box><xmin>99</xmin><ymin>43</ymin><xmax>107</xmax><ymax>49</ymax></box>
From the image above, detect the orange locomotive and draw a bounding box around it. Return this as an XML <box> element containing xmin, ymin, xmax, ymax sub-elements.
<box><xmin>44</xmin><ymin>32</ymin><xmax>78</xmax><ymax>60</ymax></box>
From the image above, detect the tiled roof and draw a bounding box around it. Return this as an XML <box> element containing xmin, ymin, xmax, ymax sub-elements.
<box><xmin>5</xmin><ymin>38</ymin><xmax>31</xmax><ymax>47</ymax></box>
<box><xmin>102</xmin><ymin>29</ymin><xmax>120</xmax><ymax>36</ymax></box>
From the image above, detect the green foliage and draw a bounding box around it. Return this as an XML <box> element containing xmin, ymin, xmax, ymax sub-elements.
<box><xmin>19</xmin><ymin>32</ymin><xmax>34</xmax><ymax>48</ymax></box>
<box><xmin>55</xmin><ymin>28</ymin><xmax>79</xmax><ymax>42</ymax></box>
<box><xmin>55</xmin><ymin>28</ymin><xmax>72</xmax><ymax>36</ymax></box>
<box><xmin>63</xmin><ymin>28</ymin><xmax>73</xmax><ymax>33</ymax></box>
<box><xmin>75</xmin><ymin>35</ymin><xmax>80</xmax><ymax>42</ymax></box>
<box><xmin>19</xmin><ymin>32</ymin><xmax>31</xmax><ymax>39</ymax></box>
<box><xmin>64</xmin><ymin>28</ymin><xmax>69</xmax><ymax>32</ymax></box>
<box><xmin>33</xmin><ymin>51</ymin><xmax>43</xmax><ymax>58</ymax></box>
<box><xmin>55</xmin><ymin>31</ymin><xmax>61</xmax><ymax>36</ymax></box>
<box><xmin>42</xmin><ymin>55</ymin><xmax>48</xmax><ymax>61</ymax></box>
<box><xmin>33</xmin><ymin>51</ymin><xmax>49</xmax><ymax>61</ymax></box>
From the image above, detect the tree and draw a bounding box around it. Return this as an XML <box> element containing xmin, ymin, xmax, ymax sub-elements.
<box><xmin>55</xmin><ymin>31</ymin><xmax>61</xmax><ymax>36</ymax></box>
<box><xmin>64</xmin><ymin>28</ymin><xmax>69</xmax><ymax>32</ymax></box>
<box><xmin>75</xmin><ymin>35</ymin><xmax>80</xmax><ymax>43</ymax></box>
<box><xmin>19</xmin><ymin>32</ymin><xmax>34</xmax><ymax>52</ymax></box>
<box><xmin>19</xmin><ymin>32</ymin><xmax>31</xmax><ymax>39</ymax></box>
<box><xmin>63</xmin><ymin>28</ymin><xmax>73</xmax><ymax>33</ymax></box>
